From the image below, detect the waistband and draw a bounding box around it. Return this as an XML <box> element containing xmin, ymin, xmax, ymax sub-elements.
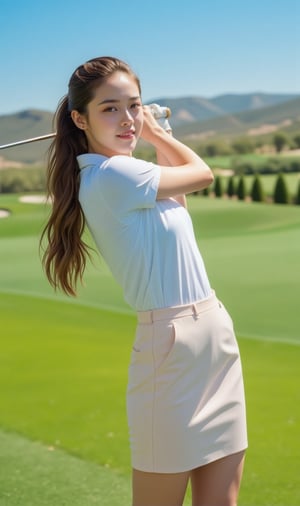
<box><xmin>137</xmin><ymin>290</ymin><xmax>218</xmax><ymax>324</ymax></box>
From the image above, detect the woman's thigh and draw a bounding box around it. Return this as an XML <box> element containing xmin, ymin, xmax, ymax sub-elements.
<box><xmin>132</xmin><ymin>468</ymin><xmax>190</xmax><ymax>506</ymax></box>
<box><xmin>190</xmin><ymin>451</ymin><xmax>246</xmax><ymax>506</ymax></box>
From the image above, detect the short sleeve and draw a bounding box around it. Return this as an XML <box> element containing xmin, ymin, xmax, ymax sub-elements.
<box><xmin>100</xmin><ymin>155</ymin><xmax>161</xmax><ymax>214</ymax></box>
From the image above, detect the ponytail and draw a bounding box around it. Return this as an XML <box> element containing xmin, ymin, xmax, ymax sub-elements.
<box><xmin>40</xmin><ymin>96</ymin><xmax>90</xmax><ymax>296</ymax></box>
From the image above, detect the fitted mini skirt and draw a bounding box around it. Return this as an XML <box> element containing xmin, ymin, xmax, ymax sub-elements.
<box><xmin>126</xmin><ymin>291</ymin><xmax>248</xmax><ymax>473</ymax></box>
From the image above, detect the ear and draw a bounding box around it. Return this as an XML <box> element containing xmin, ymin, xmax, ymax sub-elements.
<box><xmin>71</xmin><ymin>110</ymin><xmax>87</xmax><ymax>130</ymax></box>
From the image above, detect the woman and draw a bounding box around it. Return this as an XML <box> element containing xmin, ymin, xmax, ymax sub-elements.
<box><xmin>41</xmin><ymin>56</ymin><xmax>247</xmax><ymax>506</ymax></box>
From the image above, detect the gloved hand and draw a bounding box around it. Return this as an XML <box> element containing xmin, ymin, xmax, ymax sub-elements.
<box><xmin>148</xmin><ymin>103</ymin><xmax>172</xmax><ymax>133</ymax></box>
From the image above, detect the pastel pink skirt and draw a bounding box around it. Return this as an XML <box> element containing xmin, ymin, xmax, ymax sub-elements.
<box><xmin>126</xmin><ymin>291</ymin><xmax>248</xmax><ymax>473</ymax></box>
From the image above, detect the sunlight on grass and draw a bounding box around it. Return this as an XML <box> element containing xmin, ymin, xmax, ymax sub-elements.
<box><xmin>0</xmin><ymin>194</ymin><xmax>299</xmax><ymax>505</ymax></box>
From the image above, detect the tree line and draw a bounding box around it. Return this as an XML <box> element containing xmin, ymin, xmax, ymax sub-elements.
<box><xmin>199</xmin><ymin>173</ymin><xmax>300</xmax><ymax>205</ymax></box>
<box><xmin>197</xmin><ymin>131</ymin><xmax>300</xmax><ymax>157</ymax></box>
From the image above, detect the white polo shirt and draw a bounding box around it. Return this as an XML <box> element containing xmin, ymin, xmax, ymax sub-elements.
<box><xmin>78</xmin><ymin>153</ymin><xmax>211</xmax><ymax>311</ymax></box>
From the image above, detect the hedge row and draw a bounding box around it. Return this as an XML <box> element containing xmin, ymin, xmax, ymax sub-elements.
<box><xmin>0</xmin><ymin>167</ymin><xmax>46</xmax><ymax>193</ymax></box>
<box><xmin>232</xmin><ymin>157</ymin><xmax>300</xmax><ymax>175</ymax></box>
<box><xmin>196</xmin><ymin>131</ymin><xmax>300</xmax><ymax>157</ymax></box>
<box><xmin>0</xmin><ymin>166</ymin><xmax>299</xmax><ymax>205</ymax></box>
<box><xmin>202</xmin><ymin>173</ymin><xmax>300</xmax><ymax>205</ymax></box>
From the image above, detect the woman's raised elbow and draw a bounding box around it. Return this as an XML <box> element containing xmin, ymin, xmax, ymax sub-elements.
<box><xmin>203</xmin><ymin>167</ymin><xmax>214</xmax><ymax>187</ymax></box>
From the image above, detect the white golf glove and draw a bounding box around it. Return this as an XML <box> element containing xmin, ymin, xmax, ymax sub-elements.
<box><xmin>148</xmin><ymin>103</ymin><xmax>172</xmax><ymax>133</ymax></box>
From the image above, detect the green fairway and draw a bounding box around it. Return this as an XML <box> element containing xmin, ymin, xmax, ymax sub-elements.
<box><xmin>0</xmin><ymin>193</ymin><xmax>299</xmax><ymax>505</ymax></box>
<box><xmin>0</xmin><ymin>429</ymin><xmax>131</xmax><ymax>506</ymax></box>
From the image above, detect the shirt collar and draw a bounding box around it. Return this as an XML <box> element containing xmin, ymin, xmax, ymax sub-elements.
<box><xmin>77</xmin><ymin>153</ymin><xmax>108</xmax><ymax>170</ymax></box>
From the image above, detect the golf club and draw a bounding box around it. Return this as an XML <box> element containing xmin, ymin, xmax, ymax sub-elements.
<box><xmin>0</xmin><ymin>104</ymin><xmax>171</xmax><ymax>150</ymax></box>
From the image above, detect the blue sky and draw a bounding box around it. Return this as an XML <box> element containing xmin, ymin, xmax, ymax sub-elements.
<box><xmin>1</xmin><ymin>0</ymin><xmax>299</xmax><ymax>115</ymax></box>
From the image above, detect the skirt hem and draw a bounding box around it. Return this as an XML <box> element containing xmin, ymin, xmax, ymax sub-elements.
<box><xmin>131</xmin><ymin>442</ymin><xmax>248</xmax><ymax>474</ymax></box>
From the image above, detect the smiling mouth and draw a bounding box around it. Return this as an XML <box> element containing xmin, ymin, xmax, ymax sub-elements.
<box><xmin>117</xmin><ymin>130</ymin><xmax>135</xmax><ymax>139</ymax></box>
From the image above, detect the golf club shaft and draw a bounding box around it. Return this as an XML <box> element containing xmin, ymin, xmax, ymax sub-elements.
<box><xmin>0</xmin><ymin>133</ymin><xmax>56</xmax><ymax>150</ymax></box>
<box><xmin>0</xmin><ymin>104</ymin><xmax>172</xmax><ymax>150</ymax></box>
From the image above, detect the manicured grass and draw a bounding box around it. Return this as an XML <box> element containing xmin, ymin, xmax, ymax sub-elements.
<box><xmin>0</xmin><ymin>193</ymin><xmax>48</xmax><ymax>237</ymax></box>
<box><xmin>0</xmin><ymin>293</ymin><xmax>299</xmax><ymax>505</ymax></box>
<box><xmin>0</xmin><ymin>429</ymin><xmax>131</xmax><ymax>506</ymax></box>
<box><xmin>0</xmin><ymin>193</ymin><xmax>300</xmax><ymax>505</ymax></box>
<box><xmin>1</xmin><ymin>292</ymin><xmax>299</xmax><ymax>505</ymax></box>
<box><xmin>188</xmin><ymin>198</ymin><xmax>300</xmax><ymax>344</ymax></box>
<box><xmin>1</xmin><ymin>195</ymin><xmax>300</xmax><ymax>343</ymax></box>
<box><xmin>238</xmin><ymin>339</ymin><xmax>300</xmax><ymax>505</ymax></box>
<box><xmin>0</xmin><ymin>292</ymin><xmax>133</xmax><ymax>473</ymax></box>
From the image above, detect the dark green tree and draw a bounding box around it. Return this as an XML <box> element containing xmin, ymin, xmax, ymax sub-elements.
<box><xmin>202</xmin><ymin>186</ymin><xmax>210</xmax><ymax>197</ymax></box>
<box><xmin>205</xmin><ymin>143</ymin><xmax>218</xmax><ymax>157</ymax></box>
<box><xmin>293</xmin><ymin>134</ymin><xmax>300</xmax><ymax>149</ymax></box>
<box><xmin>204</xmin><ymin>140</ymin><xmax>232</xmax><ymax>157</ymax></box>
<box><xmin>232</xmin><ymin>136</ymin><xmax>254</xmax><ymax>154</ymax></box>
<box><xmin>214</xmin><ymin>175</ymin><xmax>223</xmax><ymax>198</ymax></box>
<box><xmin>251</xmin><ymin>174</ymin><xmax>265</xmax><ymax>202</ymax></box>
<box><xmin>226</xmin><ymin>176</ymin><xmax>235</xmax><ymax>198</ymax></box>
<box><xmin>295</xmin><ymin>180</ymin><xmax>300</xmax><ymax>205</ymax></box>
<box><xmin>273</xmin><ymin>132</ymin><xmax>288</xmax><ymax>153</ymax></box>
<box><xmin>236</xmin><ymin>175</ymin><xmax>246</xmax><ymax>201</ymax></box>
<box><xmin>273</xmin><ymin>173</ymin><xmax>289</xmax><ymax>204</ymax></box>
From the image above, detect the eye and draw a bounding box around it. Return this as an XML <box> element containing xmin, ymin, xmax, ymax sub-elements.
<box><xmin>131</xmin><ymin>102</ymin><xmax>142</xmax><ymax>110</ymax></box>
<box><xmin>103</xmin><ymin>106</ymin><xmax>118</xmax><ymax>112</ymax></box>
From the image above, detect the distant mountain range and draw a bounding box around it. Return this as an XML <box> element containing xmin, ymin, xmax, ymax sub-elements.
<box><xmin>147</xmin><ymin>92</ymin><xmax>300</xmax><ymax>126</ymax></box>
<box><xmin>0</xmin><ymin>93</ymin><xmax>299</xmax><ymax>164</ymax></box>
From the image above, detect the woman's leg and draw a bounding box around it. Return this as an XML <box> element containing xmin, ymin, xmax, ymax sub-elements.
<box><xmin>190</xmin><ymin>450</ymin><xmax>245</xmax><ymax>506</ymax></box>
<box><xmin>132</xmin><ymin>468</ymin><xmax>190</xmax><ymax>506</ymax></box>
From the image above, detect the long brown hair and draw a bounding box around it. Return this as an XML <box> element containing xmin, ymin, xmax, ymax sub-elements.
<box><xmin>40</xmin><ymin>56</ymin><xmax>141</xmax><ymax>296</ymax></box>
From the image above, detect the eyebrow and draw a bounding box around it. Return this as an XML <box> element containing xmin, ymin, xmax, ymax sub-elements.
<box><xmin>98</xmin><ymin>96</ymin><xmax>141</xmax><ymax>105</ymax></box>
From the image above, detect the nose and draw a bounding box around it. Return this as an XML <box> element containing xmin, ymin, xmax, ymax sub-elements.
<box><xmin>121</xmin><ymin>109</ymin><xmax>134</xmax><ymax>125</ymax></box>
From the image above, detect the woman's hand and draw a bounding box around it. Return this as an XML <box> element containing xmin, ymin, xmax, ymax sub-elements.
<box><xmin>140</xmin><ymin>106</ymin><xmax>214</xmax><ymax>199</ymax></box>
<box><xmin>140</xmin><ymin>105</ymin><xmax>167</xmax><ymax>144</ymax></box>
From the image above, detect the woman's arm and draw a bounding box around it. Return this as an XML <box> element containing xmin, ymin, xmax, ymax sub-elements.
<box><xmin>155</xmin><ymin>132</ymin><xmax>187</xmax><ymax>208</ymax></box>
<box><xmin>141</xmin><ymin>106</ymin><xmax>214</xmax><ymax>200</ymax></box>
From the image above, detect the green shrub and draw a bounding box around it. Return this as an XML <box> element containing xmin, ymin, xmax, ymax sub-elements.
<box><xmin>232</xmin><ymin>157</ymin><xmax>300</xmax><ymax>176</ymax></box>
<box><xmin>273</xmin><ymin>174</ymin><xmax>289</xmax><ymax>204</ymax></box>
<box><xmin>232</xmin><ymin>160</ymin><xmax>255</xmax><ymax>175</ymax></box>
<box><xmin>289</xmin><ymin>159</ymin><xmax>300</xmax><ymax>173</ymax></box>
<box><xmin>0</xmin><ymin>167</ymin><xmax>46</xmax><ymax>194</ymax></box>
<box><xmin>251</xmin><ymin>175</ymin><xmax>265</xmax><ymax>202</ymax></box>
<box><xmin>259</xmin><ymin>158</ymin><xmax>282</xmax><ymax>174</ymax></box>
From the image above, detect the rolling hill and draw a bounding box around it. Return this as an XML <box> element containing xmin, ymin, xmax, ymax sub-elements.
<box><xmin>0</xmin><ymin>109</ymin><xmax>54</xmax><ymax>165</ymax></box>
<box><xmin>175</xmin><ymin>95</ymin><xmax>300</xmax><ymax>139</ymax></box>
<box><xmin>149</xmin><ymin>92</ymin><xmax>299</xmax><ymax>126</ymax></box>
<box><xmin>0</xmin><ymin>93</ymin><xmax>299</xmax><ymax>164</ymax></box>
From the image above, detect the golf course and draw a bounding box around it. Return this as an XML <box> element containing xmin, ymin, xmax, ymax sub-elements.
<box><xmin>0</xmin><ymin>192</ymin><xmax>299</xmax><ymax>505</ymax></box>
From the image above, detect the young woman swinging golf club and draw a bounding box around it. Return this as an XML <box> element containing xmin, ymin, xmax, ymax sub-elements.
<box><xmin>41</xmin><ymin>56</ymin><xmax>247</xmax><ymax>506</ymax></box>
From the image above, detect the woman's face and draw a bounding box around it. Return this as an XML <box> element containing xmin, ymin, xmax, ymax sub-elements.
<box><xmin>75</xmin><ymin>71</ymin><xmax>143</xmax><ymax>157</ymax></box>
